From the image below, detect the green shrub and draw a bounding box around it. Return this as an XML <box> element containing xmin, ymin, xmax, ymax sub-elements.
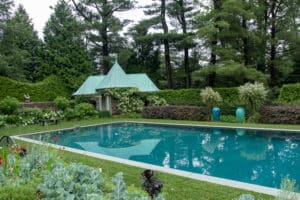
<box><xmin>54</xmin><ymin>96</ymin><xmax>70</xmax><ymax>111</ymax></box>
<box><xmin>0</xmin><ymin>96</ymin><xmax>19</xmax><ymax>115</ymax></box>
<box><xmin>146</xmin><ymin>95</ymin><xmax>168</xmax><ymax>106</ymax></box>
<box><xmin>238</xmin><ymin>82</ymin><xmax>268</xmax><ymax>114</ymax></box>
<box><xmin>200</xmin><ymin>87</ymin><xmax>223</xmax><ymax>109</ymax></box>
<box><xmin>140</xmin><ymin>88</ymin><xmax>239</xmax><ymax>115</ymax></box>
<box><xmin>5</xmin><ymin>115</ymin><xmax>21</xmax><ymax>125</ymax></box>
<box><xmin>105</xmin><ymin>88</ymin><xmax>144</xmax><ymax>114</ymax></box>
<box><xmin>18</xmin><ymin>107</ymin><xmax>42</xmax><ymax>117</ymax></box>
<box><xmin>279</xmin><ymin>83</ymin><xmax>300</xmax><ymax>103</ymax></box>
<box><xmin>220</xmin><ymin>115</ymin><xmax>236</xmax><ymax>123</ymax></box>
<box><xmin>38</xmin><ymin>162</ymin><xmax>103</xmax><ymax>199</ymax></box>
<box><xmin>0</xmin><ymin>75</ymin><xmax>69</xmax><ymax>101</ymax></box>
<box><xmin>0</xmin><ymin>183</ymin><xmax>37</xmax><ymax>200</ymax></box>
<box><xmin>74</xmin><ymin>103</ymin><xmax>95</xmax><ymax>119</ymax></box>
<box><xmin>97</xmin><ymin>110</ymin><xmax>111</xmax><ymax>118</ymax></box>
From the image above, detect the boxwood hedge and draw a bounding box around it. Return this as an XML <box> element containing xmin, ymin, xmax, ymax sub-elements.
<box><xmin>0</xmin><ymin>75</ymin><xmax>69</xmax><ymax>101</ymax></box>
<box><xmin>139</xmin><ymin>87</ymin><xmax>242</xmax><ymax>115</ymax></box>
<box><xmin>278</xmin><ymin>83</ymin><xmax>300</xmax><ymax>102</ymax></box>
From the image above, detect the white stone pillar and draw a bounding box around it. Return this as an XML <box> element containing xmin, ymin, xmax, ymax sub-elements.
<box><xmin>105</xmin><ymin>95</ymin><xmax>112</xmax><ymax>113</ymax></box>
<box><xmin>95</xmin><ymin>95</ymin><xmax>102</xmax><ymax>110</ymax></box>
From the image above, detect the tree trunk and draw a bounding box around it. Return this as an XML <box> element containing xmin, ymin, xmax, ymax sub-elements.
<box><xmin>161</xmin><ymin>0</ymin><xmax>173</xmax><ymax>89</ymax></box>
<box><xmin>179</xmin><ymin>0</ymin><xmax>191</xmax><ymax>88</ymax></box>
<box><xmin>269</xmin><ymin>0</ymin><xmax>277</xmax><ymax>86</ymax></box>
<box><xmin>242</xmin><ymin>18</ymin><xmax>249</xmax><ymax>66</ymax></box>
<box><xmin>101</xmin><ymin>17</ymin><xmax>110</xmax><ymax>74</ymax></box>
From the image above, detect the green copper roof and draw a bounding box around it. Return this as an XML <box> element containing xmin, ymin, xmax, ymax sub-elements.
<box><xmin>73</xmin><ymin>62</ymin><xmax>159</xmax><ymax>96</ymax></box>
<box><xmin>73</xmin><ymin>75</ymin><xmax>105</xmax><ymax>95</ymax></box>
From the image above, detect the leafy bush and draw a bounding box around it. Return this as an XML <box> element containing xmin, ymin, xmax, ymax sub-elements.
<box><xmin>200</xmin><ymin>87</ymin><xmax>222</xmax><ymax>109</ymax></box>
<box><xmin>0</xmin><ymin>183</ymin><xmax>37</xmax><ymax>200</ymax></box>
<box><xmin>105</xmin><ymin>88</ymin><xmax>144</xmax><ymax>114</ymax></box>
<box><xmin>0</xmin><ymin>75</ymin><xmax>69</xmax><ymax>101</ymax></box>
<box><xmin>0</xmin><ymin>96</ymin><xmax>19</xmax><ymax>115</ymax></box>
<box><xmin>38</xmin><ymin>162</ymin><xmax>103</xmax><ymax>199</ymax></box>
<box><xmin>259</xmin><ymin>106</ymin><xmax>300</xmax><ymax>124</ymax></box>
<box><xmin>220</xmin><ymin>115</ymin><xmax>236</xmax><ymax>123</ymax></box>
<box><xmin>74</xmin><ymin>103</ymin><xmax>96</xmax><ymax>119</ymax></box>
<box><xmin>278</xmin><ymin>83</ymin><xmax>300</xmax><ymax>103</ymax></box>
<box><xmin>5</xmin><ymin>115</ymin><xmax>21</xmax><ymax>125</ymax></box>
<box><xmin>238</xmin><ymin>82</ymin><xmax>268</xmax><ymax>114</ymax></box>
<box><xmin>146</xmin><ymin>95</ymin><xmax>168</xmax><ymax>106</ymax></box>
<box><xmin>0</xmin><ymin>115</ymin><xmax>6</xmax><ymax>128</ymax></box>
<box><xmin>54</xmin><ymin>96</ymin><xmax>70</xmax><ymax>111</ymax></box>
<box><xmin>142</xmin><ymin>106</ymin><xmax>209</xmax><ymax>121</ymax></box>
<box><xmin>97</xmin><ymin>110</ymin><xmax>111</xmax><ymax>118</ymax></box>
<box><xmin>140</xmin><ymin>88</ymin><xmax>239</xmax><ymax>116</ymax></box>
<box><xmin>276</xmin><ymin>177</ymin><xmax>298</xmax><ymax>200</ymax></box>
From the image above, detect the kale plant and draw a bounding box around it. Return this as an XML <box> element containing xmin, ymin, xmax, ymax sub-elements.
<box><xmin>38</xmin><ymin>162</ymin><xmax>103</xmax><ymax>200</ymax></box>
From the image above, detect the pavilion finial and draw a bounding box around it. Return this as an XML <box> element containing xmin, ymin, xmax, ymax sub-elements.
<box><xmin>114</xmin><ymin>54</ymin><xmax>118</xmax><ymax>64</ymax></box>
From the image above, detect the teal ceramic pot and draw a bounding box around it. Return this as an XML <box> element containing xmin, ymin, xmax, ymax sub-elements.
<box><xmin>236</xmin><ymin>107</ymin><xmax>245</xmax><ymax>123</ymax></box>
<box><xmin>212</xmin><ymin>107</ymin><xmax>221</xmax><ymax>122</ymax></box>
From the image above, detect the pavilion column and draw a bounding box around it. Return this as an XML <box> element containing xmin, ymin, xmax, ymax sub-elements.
<box><xmin>105</xmin><ymin>95</ymin><xmax>112</xmax><ymax>113</ymax></box>
<box><xmin>95</xmin><ymin>95</ymin><xmax>103</xmax><ymax>110</ymax></box>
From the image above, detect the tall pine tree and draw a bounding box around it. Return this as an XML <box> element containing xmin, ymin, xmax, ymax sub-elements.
<box><xmin>71</xmin><ymin>0</ymin><xmax>134</xmax><ymax>74</ymax></box>
<box><xmin>41</xmin><ymin>0</ymin><xmax>92</xmax><ymax>92</ymax></box>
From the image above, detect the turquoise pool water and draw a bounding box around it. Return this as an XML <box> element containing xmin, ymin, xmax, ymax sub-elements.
<box><xmin>23</xmin><ymin>122</ymin><xmax>300</xmax><ymax>189</ymax></box>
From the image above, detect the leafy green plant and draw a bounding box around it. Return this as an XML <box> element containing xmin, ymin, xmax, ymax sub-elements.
<box><xmin>110</xmin><ymin>172</ymin><xmax>128</xmax><ymax>200</ymax></box>
<box><xmin>146</xmin><ymin>96</ymin><xmax>167</xmax><ymax>106</ymax></box>
<box><xmin>279</xmin><ymin>83</ymin><xmax>300</xmax><ymax>103</ymax></box>
<box><xmin>200</xmin><ymin>87</ymin><xmax>223</xmax><ymax>110</ymax></box>
<box><xmin>220</xmin><ymin>115</ymin><xmax>236</xmax><ymax>123</ymax></box>
<box><xmin>276</xmin><ymin>177</ymin><xmax>298</xmax><ymax>200</ymax></box>
<box><xmin>105</xmin><ymin>88</ymin><xmax>144</xmax><ymax>114</ymax></box>
<box><xmin>238</xmin><ymin>82</ymin><xmax>268</xmax><ymax>114</ymax></box>
<box><xmin>38</xmin><ymin>162</ymin><xmax>103</xmax><ymax>199</ymax></box>
<box><xmin>97</xmin><ymin>110</ymin><xmax>111</xmax><ymax>118</ymax></box>
<box><xmin>0</xmin><ymin>75</ymin><xmax>69</xmax><ymax>101</ymax></box>
<box><xmin>0</xmin><ymin>96</ymin><xmax>19</xmax><ymax>115</ymax></box>
<box><xmin>74</xmin><ymin>103</ymin><xmax>96</xmax><ymax>119</ymax></box>
<box><xmin>54</xmin><ymin>96</ymin><xmax>70</xmax><ymax>111</ymax></box>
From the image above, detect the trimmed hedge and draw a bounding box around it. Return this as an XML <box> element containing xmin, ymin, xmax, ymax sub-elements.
<box><xmin>259</xmin><ymin>106</ymin><xmax>300</xmax><ymax>124</ymax></box>
<box><xmin>139</xmin><ymin>87</ymin><xmax>241</xmax><ymax>115</ymax></box>
<box><xmin>279</xmin><ymin>83</ymin><xmax>300</xmax><ymax>102</ymax></box>
<box><xmin>0</xmin><ymin>75</ymin><xmax>69</xmax><ymax>101</ymax></box>
<box><xmin>142</xmin><ymin>106</ymin><xmax>209</xmax><ymax>121</ymax></box>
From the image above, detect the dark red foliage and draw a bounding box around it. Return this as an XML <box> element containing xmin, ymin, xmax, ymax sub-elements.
<box><xmin>142</xmin><ymin>106</ymin><xmax>209</xmax><ymax>121</ymax></box>
<box><xmin>0</xmin><ymin>157</ymin><xmax>3</xmax><ymax>166</ymax></box>
<box><xmin>259</xmin><ymin>106</ymin><xmax>300</xmax><ymax>124</ymax></box>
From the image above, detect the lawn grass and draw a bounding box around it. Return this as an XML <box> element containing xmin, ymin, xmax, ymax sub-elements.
<box><xmin>2</xmin><ymin>117</ymin><xmax>299</xmax><ymax>199</ymax></box>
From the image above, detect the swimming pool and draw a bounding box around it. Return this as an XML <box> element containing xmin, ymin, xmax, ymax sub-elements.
<box><xmin>19</xmin><ymin>122</ymin><xmax>300</xmax><ymax>192</ymax></box>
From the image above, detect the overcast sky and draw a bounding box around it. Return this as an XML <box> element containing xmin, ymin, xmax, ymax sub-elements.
<box><xmin>13</xmin><ymin>0</ymin><xmax>147</xmax><ymax>39</ymax></box>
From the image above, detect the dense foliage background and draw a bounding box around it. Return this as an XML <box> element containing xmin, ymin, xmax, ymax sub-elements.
<box><xmin>0</xmin><ymin>0</ymin><xmax>298</xmax><ymax>96</ymax></box>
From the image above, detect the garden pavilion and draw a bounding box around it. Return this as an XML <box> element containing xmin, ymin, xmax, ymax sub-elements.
<box><xmin>73</xmin><ymin>61</ymin><xmax>159</xmax><ymax>113</ymax></box>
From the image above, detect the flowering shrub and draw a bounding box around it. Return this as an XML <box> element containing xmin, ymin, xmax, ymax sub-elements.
<box><xmin>238</xmin><ymin>82</ymin><xmax>268</xmax><ymax>113</ymax></box>
<box><xmin>200</xmin><ymin>87</ymin><xmax>222</xmax><ymax>109</ymax></box>
<box><xmin>74</xmin><ymin>103</ymin><xmax>96</xmax><ymax>119</ymax></box>
<box><xmin>146</xmin><ymin>96</ymin><xmax>168</xmax><ymax>106</ymax></box>
<box><xmin>105</xmin><ymin>88</ymin><xmax>144</xmax><ymax>114</ymax></box>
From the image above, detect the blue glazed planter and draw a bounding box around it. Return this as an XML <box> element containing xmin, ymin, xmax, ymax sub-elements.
<box><xmin>212</xmin><ymin>107</ymin><xmax>221</xmax><ymax>122</ymax></box>
<box><xmin>236</xmin><ymin>107</ymin><xmax>245</xmax><ymax>123</ymax></box>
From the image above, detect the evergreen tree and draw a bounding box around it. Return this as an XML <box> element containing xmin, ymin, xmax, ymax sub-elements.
<box><xmin>168</xmin><ymin>0</ymin><xmax>199</xmax><ymax>88</ymax></box>
<box><xmin>71</xmin><ymin>0</ymin><xmax>134</xmax><ymax>74</ymax></box>
<box><xmin>41</xmin><ymin>0</ymin><xmax>92</xmax><ymax>92</ymax></box>
<box><xmin>0</xmin><ymin>5</ymin><xmax>42</xmax><ymax>81</ymax></box>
